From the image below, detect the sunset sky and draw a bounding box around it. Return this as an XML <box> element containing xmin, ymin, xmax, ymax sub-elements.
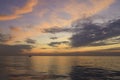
<box><xmin>0</xmin><ymin>0</ymin><xmax>120</xmax><ymax>55</ymax></box>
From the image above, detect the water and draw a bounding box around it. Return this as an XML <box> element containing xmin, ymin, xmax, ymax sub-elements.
<box><xmin>0</xmin><ymin>56</ymin><xmax>120</xmax><ymax>80</ymax></box>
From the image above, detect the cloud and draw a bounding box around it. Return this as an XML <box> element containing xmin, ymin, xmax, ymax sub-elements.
<box><xmin>0</xmin><ymin>44</ymin><xmax>32</xmax><ymax>55</ymax></box>
<box><xmin>8</xmin><ymin>26</ymin><xmax>41</xmax><ymax>43</ymax></box>
<box><xmin>0</xmin><ymin>0</ymin><xmax>38</xmax><ymax>21</ymax></box>
<box><xmin>90</xmin><ymin>36</ymin><xmax>120</xmax><ymax>46</ymax></box>
<box><xmin>37</xmin><ymin>0</ymin><xmax>115</xmax><ymax>32</ymax></box>
<box><xmin>10</xmin><ymin>26</ymin><xmax>23</xmax><ymax>32</ymax></box>
<box><xmin>48</xmin><ymin>41</ymin><xmax>69</xmax><ymax>47</ymax></box>
<box><xmin>44</xmin><ymin>25</ymin><xmax>86</xmax><ymax>34</ymax></box>
<box><xmin>0</xmin><ymin>33</ymin><xmax>12</xmax><ymax>43</ymax></box>
<box><xmin>14</xmin><ymin>0</ymin><xmax>38</xmax><ymax>15</ymax></box>
<box><xmin>25</xmin><ymin>38</ymin><xmax>36</xmax><ymax>44</ymax></box>
<box><xmin>106</xmin><ymin>47</ymin><xmax>120</xmax><ymax>52</ymax></box>
<box><xmin>8</xmin><ymin>25</ymin><xmax>70</xmax><ymax>43</ymax></box>
<box><xmin>44</xmin><ymin>27</ymin><xmax>71</xmax><ymax>33</ymax></box>
<box><xmin>30</xmin><ymin>0</ymin><xmax>115</xmax><ymax>35</ymax></box>
<box><xmin>0</xmin><ymin>15</ymin><xmax>20</xmax><ymax>21</ymax></box>
<box><xmin>70</xmin><ymin>18</ymin><xmax>120</xmax><ymax>47</ymax></box>
<box><xmin>37</xmin><ymin>0</ymin><xmax>115</xmax><ymax>28</ymax></box>
<box><xmin>1</xmin><ymin>0</ymin><xmax>115</xmax><ymax>43</ymax></box>
<box><xmin>50</xmin><ymin>37</ymin><xmax>58</xmax><ymax>40</ymax></box>
<box><xmin>38</xmin><ymin>8</ymin><xmax>49</xmax><ymax>18</ymax></box>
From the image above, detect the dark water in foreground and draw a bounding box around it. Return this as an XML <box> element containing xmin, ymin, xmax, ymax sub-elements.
<box><xmin>0</xmin><ymin>56</ymin><xmax>120</xmax><ymax>80</ymax></box>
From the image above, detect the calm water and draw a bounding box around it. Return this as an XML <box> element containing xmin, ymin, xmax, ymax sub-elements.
<box><xmin>0</xmin><ymin>56</ymin><xmax>120</xmax><ymax>80</ymax></box>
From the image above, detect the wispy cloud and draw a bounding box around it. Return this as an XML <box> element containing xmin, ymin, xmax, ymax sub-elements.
<box><xmin>0</xmin><ymin>0</ymin><xmax>38</xmax><ymax>21</ymax></box>
<box><xmin>0</xmin><ymin>15</ymin><xmax>20</xmax><ymax>21</ymax></box>
<box><xmin>37</xmin><ymin>0</ymin><xmax>115</xmax><ymax>28</ymax></box>
<box><xmin>15</xmin><ymin>0</ymin><xmax>38</xmax><ymax>15</ymax></box>
<box><xmin>8</xmin><ymin>26</ymin><xmax>40</xmax><ymax>43</ymax></box>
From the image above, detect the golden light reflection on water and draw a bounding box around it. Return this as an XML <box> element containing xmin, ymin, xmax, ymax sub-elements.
<box><xmin>31</xmin><ymin>56</ymin><xmax>120</xmax><ymax>75</ymax></box>
<box><xmin>31</xmin><ymin>56</ymin><xmax>72</xmax><ymax>75</ymax></box>
<box><xmin>0</xmin><ymin>56</ymin><xmax>120</xmax><ymax>80</ymax></box>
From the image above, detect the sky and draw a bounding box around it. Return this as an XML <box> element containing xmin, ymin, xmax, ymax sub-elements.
<box><xmin>0</xmin><ymin>0</ymin><xmax>120</xmax><ymax>55</ymax></box>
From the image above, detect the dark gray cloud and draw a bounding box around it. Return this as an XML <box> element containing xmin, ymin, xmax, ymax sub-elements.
<box><xmin>44</xmin><ymin>18</ymin><xmax>120</xmax><ymax>48</ymax></box>
<box><xmin>44</xmin><ymin>18</ymin><xmax>93</xmax><ymax>34</ymax></box>
<box><xmin>25</xmin><ymin>38</ymin><xmax>36</xmax><ymax>44</ymax></box>
<box><xmin>48</xmin><ymin>41</ymin><xmax>69</xmax><ymax>47</ymax></box>
<box><xmin>70</xmin><ymin>19</ymin><xmax>120</xmax><ymax>47</ymax></box>
<box><xmin>44</xmin><ymin>27</ymin><xmax>71</xmax><ymax>33</ymax></box>
<box><xmin>44</xmin><ymin>26</ymin><xmax>83</xmax><ymax>34</ymax></box>
<box><xmin>50</xmin><ymin>37</ymin><xmax>58</xmax><ymax>40</ymax></box>
<box><xmin>0</xmin><ymin>44</ymin><xmax>32</xmax><ymax>55</ymax></box>
<box><xmin>0</xmin><ymin>33</ymin><xmax>12</xmax><ymax>43</ymax></box>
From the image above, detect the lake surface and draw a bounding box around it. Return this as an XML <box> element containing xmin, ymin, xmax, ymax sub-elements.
<box><xmin>0</xmin><ymin>56</ymin><xmax>120</xmax><ymax>80</ymax></box>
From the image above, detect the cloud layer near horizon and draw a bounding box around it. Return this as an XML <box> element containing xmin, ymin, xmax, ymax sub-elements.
<box><xmin>0</xmin><ymin>44</ymin><xmax>32</xmax><ymax>55</ymax></box>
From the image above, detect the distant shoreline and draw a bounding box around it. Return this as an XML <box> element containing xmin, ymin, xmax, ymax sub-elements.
<box><xmin>1</xmin><ymin>52</ymin><xmax>120</xmax><ymax>56</ymax></box>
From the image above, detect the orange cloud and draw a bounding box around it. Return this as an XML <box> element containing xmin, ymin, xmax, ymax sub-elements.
<box><xmin>37</xmin><ymin>0</ymin><xmax>115</xmax><ymax>28</ymax></box>
<box><xmin>7</xmin><ymin>26</ymin><xmax>39</xmax><ymax>44</ymax></box>
<box><xmin>15</xmin><ymin>0</ymin><xmax>38</xmax><ymax>15</ymax></box>
<box><xmin>10</xmin><ymin>26</ymin><xmax>23</xmax><ymax>32</ymax></box>
<box><xmin>6</xmin><ymin>0</ymin><xmax>115</xmax><ymax>44</ymax></box>
<box><xmin>62</xmin><ymin>0</ymin><xmax>115</xmax><ymax>21</ymax></box>
<box><xmin>0</xmin><ymin>0</ymin><xmax>38</xmax><ymax>21</ymax></box>
<box><xmin>38</xmin><ymin>8</ymin><xmax>49</xmax><ymax>18</ymax></box>
<box><xmin>0</xmin><ymin>14</ymin><xmax>20</xmax><ymax>21</ymax></box>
